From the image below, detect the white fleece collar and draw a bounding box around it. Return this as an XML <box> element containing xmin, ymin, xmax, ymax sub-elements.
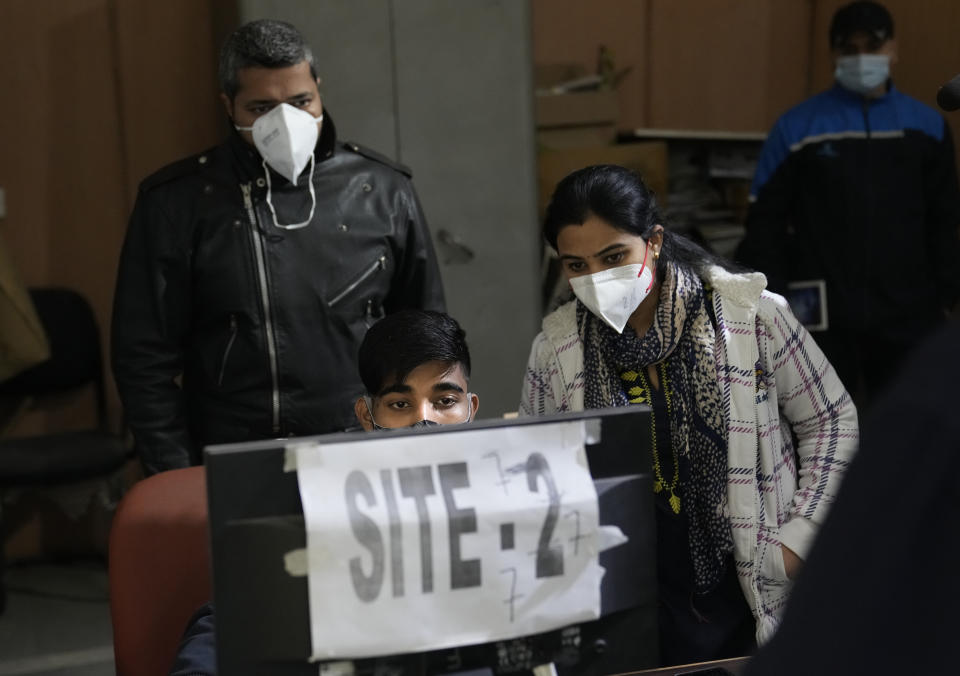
<box><xmin>703</xmin><ymin>265</ymin><xmax>767</xmax><ymax>311</ymax></box>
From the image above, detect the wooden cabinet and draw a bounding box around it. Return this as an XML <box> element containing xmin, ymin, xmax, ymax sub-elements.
<box><xmin>533</xmin><ymin>0</ymin><xmax>812</xmax><ymax>133</ymax></box>
<box><xmin>532</xmin><ymin>0</ymin><xmax>651</xmax><ymax>132</ymax></box>
<box><xmin>646</xmin><ymin>0</ymin><xmax>811</xmax><ymax>133</ymax></box>
<box><xmin>534</xmin><ymin>0</ymin><xmax>960</xmax><ymax>164</ymax></box>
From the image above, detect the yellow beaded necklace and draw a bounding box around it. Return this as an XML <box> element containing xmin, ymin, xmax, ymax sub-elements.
<box><xmin>621</xmin><ymin>362</ymin><xmax>681</xmax><ymax>514</ymax></box>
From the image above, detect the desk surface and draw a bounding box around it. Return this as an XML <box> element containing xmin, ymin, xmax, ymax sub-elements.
<box><xmin>626</xmin><ymin>127</ymin><xmax>767</xmax><ymax>142</ymax></box>
<box><xmin>619</xmin><ymin>655</ymin><xmax>751</xmax><ymax>675</ymax></box>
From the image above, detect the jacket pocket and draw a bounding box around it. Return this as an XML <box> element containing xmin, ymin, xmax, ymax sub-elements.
<box><xmin>217</xmin><ymin>314</ymin><xmax>239</xmax><ymax>388</ymax></box>
<box><xmin>327</xmin><ymin>254</ymin><xmax>387</xmax><ymax>308</ymax></box>
<box><xmin>756</xmin><ymin>524</ymin><xmax>789</xmax><ymax>585</ymax></box>
<box><xmin>755</xmin><ymin>524</ymin><xmax>793</xmax><ymax>629</ymax></box>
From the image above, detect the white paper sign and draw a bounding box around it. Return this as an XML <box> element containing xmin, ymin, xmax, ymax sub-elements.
<box><xmin>294</xmin><ymin>420</ymin><xmax>602</xmax><ymax>661</ymax></box>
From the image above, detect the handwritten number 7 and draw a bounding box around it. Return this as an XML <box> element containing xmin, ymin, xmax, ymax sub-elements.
<box><xmin>525</xmin><ymin>452</ymin><xmax>563</xmax><ymax>578</ymax></box>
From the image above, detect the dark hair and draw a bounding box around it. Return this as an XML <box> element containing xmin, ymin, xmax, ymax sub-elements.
<box><xmin>219</xmin><ymin>19</ymin><xmax>318</xmax><ymax>99</ymax></box>
<box><xmin>829</xmin><ymin>1</ymin><xmax>894</xmax><ymax>49</ymax></box>
<box><xmin>543</xmin><ymin>164</ymin><xmax>736</xmax><ymax>283</ymax></box>
<box><xmin>358</xmin><ymin>310</ymin><xmax>471</xmax><ymax>396</ymax></box>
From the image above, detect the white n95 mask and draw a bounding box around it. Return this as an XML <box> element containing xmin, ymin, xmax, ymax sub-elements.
<box><xmin>236</xmin><ymin>103</ymin><xmax>322</xmax><ymax>184</ymax></box>
<box><xmin>236</xmin><ymin>103</ymin><xmax>323</xmax><ymax>230</ymax></box>
<box><xmin>835</xmin><ymin>54</ymin><xmax>889</xmax><ymax>95</ymax></box>
<box><xmin>569</xmin><ymin>256</ymin><xmax>655</xmax><ymax>334</ymax></box>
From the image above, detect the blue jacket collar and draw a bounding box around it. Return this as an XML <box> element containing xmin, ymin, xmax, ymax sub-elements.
<box><xmin>830</xmin><ymin>80</ymin><xmax>897</xmax><ymax>104</ymax></box>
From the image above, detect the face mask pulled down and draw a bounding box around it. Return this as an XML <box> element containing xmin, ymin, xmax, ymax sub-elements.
<box><xmin>569</xmin><ymin>246</ymin><xmax>656</xmax><ymax>334</ymax></box>
<box><xmin>235</xmin><ymin>103</ymin><xmax>323</xmax><ymax>230</ymax></box>
<box><xmin>835</xmin><ymin>54</ymin><xmax>890</xmax><ymax>95</ymax></box>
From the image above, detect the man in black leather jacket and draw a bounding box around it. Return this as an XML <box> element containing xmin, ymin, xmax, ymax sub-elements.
<box><xmin>112</xmin><ymin>20</ymin><xmax>445</xmax><ymax>475</ymax></box>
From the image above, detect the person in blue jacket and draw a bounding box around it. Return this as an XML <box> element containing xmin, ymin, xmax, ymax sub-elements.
<box><xmin>736</xmin><ymin>1</ymin><xmax>960</xmax><ymax>408</ymax></box>
<box><xmin>744</xmin><ymin>63</ymin><xmax>960</xmax><ymax>676</ymax></box>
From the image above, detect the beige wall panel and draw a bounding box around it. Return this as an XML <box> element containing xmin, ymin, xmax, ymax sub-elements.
<box><xmin>113</xmin><ymin>0</ymin><xmax>222</xmax><ymax>200</ymax></box>
<box><xmin>648</xmin><ymin>0</ymin><xmax>765</xmax><ymax>131</ymax></box>
<box><xmin>648</xmin><ymin>0</ymin><xmax>811</xmax><ymax>133</ymax></box>
<box><xmin>0</xmin><ymin>1</ymin><xmax>57</xmax><ymax>289</ymax></box>
<box><xmin>47</xmin><ymin>6</ymin><xmax>127</xmax><ymax>275</ymax></box>
<box><xmin>809</xmin><ymin>0</ymin><xmax>846</xmax><ymax>91</ymax></box>
<box><xmin>532</xmin><ymin>0</ymin><xmax>649</xmax><ymax>130</ymax></box>
<box><xmin>47</xmin><ymin>2</ymin><xmax>128</xmax><ymax>431</ymax></box>
<box><xmin>765</xmin><ymin>0</ymin><xmax>814</xmax><ymax>123</ymax></box>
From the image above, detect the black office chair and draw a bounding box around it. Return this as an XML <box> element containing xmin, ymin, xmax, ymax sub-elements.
<box><xmin>0</xmin><ymin>287</ymin><xmax>132</xmax><ymax>612</ymax></box>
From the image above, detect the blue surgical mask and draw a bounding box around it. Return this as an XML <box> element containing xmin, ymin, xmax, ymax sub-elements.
<box><xmin>835</xmin><ymin>54</ymin><xmax>890</xmax><ymax>95</ymax></box>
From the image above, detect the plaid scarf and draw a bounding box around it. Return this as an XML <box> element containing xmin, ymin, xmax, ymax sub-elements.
<box><xmin>581</xmin><ymin>263</ymin><xmax>732</xmax><ymax>593</ymax></box>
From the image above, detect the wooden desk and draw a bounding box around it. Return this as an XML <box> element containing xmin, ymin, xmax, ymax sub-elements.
<box><xmin>618</xmin><ymin>655</ymin><xmax>751</xmax><ymax>675</ymax></box>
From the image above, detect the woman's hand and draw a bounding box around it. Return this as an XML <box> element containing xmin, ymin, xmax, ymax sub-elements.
<box><xmin>781</xmin><ymin>544</ymin><xmax>803</xmax><ymax>579</ymax></box>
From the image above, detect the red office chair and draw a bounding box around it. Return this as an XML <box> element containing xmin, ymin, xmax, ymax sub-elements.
<box><xmin>108</xmin><ymin>466</ymin><xmax>210</xmax><ymax>676</ymax></box>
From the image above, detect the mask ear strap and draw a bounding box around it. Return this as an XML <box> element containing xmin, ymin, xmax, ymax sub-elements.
<box><xmin>637</xmin><ymin>240</ymin><xmax>655</xmax><ymax>292</ymax></box>
<box><xmin>648</xmin><ymin>242</ymin><xmax>660</xmax><ymax>292</ymax></box>
<box><xmin>263</xmin><ymin>155</ymin><xmax>317</xmax><ymax>230</ymax></box>
<box><xmin>363</xmin><ymin>395</ymin><xmax>384</xmax><ymax>429</ymax></box>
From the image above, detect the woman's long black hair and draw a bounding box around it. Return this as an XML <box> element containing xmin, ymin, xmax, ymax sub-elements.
<box><xmin>543</xmin><ymin>164</ymin><xmax>740</xmax><ymax>283</ymax></box>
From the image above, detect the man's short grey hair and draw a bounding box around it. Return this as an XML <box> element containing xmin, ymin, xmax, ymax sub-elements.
<box><xmin>219</xmin><ymin>19</ymin><xmax>317</xmax><ymax>99</ymax></box>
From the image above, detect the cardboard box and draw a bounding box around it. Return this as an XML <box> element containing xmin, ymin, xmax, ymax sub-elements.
<box><xmin>535</xmin><ymin>90</ymin><xmax>619</xmax><ymax>128</ymax></box>
<box><xmin>534</xmin><ymin>63</ymin><xmax>619</xmax><ymax>149</ymax></box>
<box><xmin>537</xmin><ymin>125</ymin><xmax>618</xmax><ymax>150</ymax></box>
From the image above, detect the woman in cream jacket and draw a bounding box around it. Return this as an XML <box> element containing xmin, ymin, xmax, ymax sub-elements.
<box><xmin>520</xmin><ymin>165</ymin><xmax>858</xmax><ymax>664</ymax></box>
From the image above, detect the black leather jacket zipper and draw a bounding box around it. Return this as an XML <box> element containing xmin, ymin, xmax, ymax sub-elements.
<box><xmin>328</xmin><ymin>255</ymin><xmax>386</xmax><ymax>307</ymax></box>
<box><xmin>241</xmin><ymin>182</ymin><xmax>281</xmax><ymax>435</ymax></box>
<box><xmin>217</xmin><ymin>314</ymin><xmax>238</xmax><ymax>387</ymax></box>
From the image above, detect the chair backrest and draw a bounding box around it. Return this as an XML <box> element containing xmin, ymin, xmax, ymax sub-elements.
<box><xmin>109</xmin><ymin>466</ymin><xmax>211</xmax><ymax>676</ymax></box>
<box><xmin>0</xmin><ymin>287</ymin><xmax>108</xmax><ymax>430</ymax></box>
